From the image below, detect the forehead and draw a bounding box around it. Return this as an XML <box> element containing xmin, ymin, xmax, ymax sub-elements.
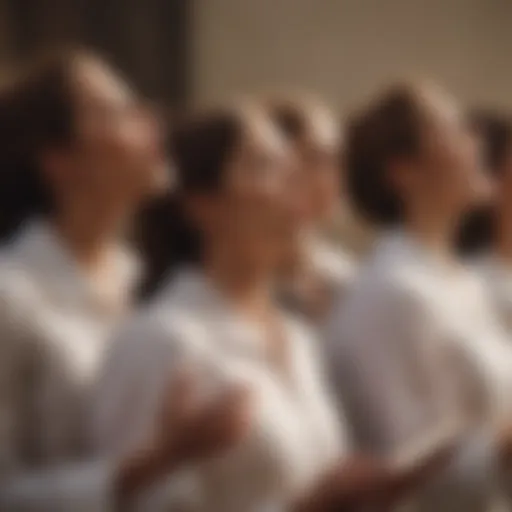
<box><xmin>417</xmin><ymin>85</ymin><xmax>461</xmax><ymax>131</ymax></box>
<box><xmin>241</xmin><ymin>106</ymin><xmax>289</xmax><ymax>156</ymax></box>
<box><xmin>306</xmin><ymin>103</ymin><xmax>340</xmax><ymax>149</ymax></box>
<box><xmin>71</xmin><ymin>57</ymin><xmax>133</xmax><ymax>107</ymax></box>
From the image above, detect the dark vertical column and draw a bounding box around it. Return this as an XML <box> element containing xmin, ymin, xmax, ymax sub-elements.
<box><xmin>6</xmin><ymin>0</ymin><xmax>87</xmax><ymax>58</ymax></box>
<box><xmin>0</xmin><ymin>0</ymin><xmax>17</xmax><ymax>65</ymax></box>
<box><xmin>154</xmin><ymin>0</ymin><xmax>191</xmax><ymax>105</ymax></box>
<box><xmin>3</xmin><ymin>0</ymin><xmax>192</xmax><ymax>104</ymax></box>
<box><xmin>82</xmin><ymin>0</ymin><xmax>191</xmax><ymax>104</ymax></box>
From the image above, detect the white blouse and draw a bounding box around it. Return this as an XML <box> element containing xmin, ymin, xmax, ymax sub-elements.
<box><xmin>324</xmin><ymin>231</ymin><xmax>512</xmax><ymax>512</ymax></box>
<box><xmin>476</xmin><ymin>255</ymin><xmax>512</xmax><ymax>336</ymax></box>
<box><xmin>93</xmin><ymin>268</ymin><xmax>346</xmax><ymax>512</ymax></box>
<box><xmin>0</xmin><ymin>220</ymin><xmax>138</xmax><ymax>511</ymax></box>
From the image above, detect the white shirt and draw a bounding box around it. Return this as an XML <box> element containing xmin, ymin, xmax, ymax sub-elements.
<box><xmin>0</xmin><ymin>220</ymin><xmax>138</xmax><ymax>511</ymax></box>
<box><xmin>476</xmin><ymin>255</ymin><xmax>512</xmax><ymax>336</ymax></box>
<box><xmin>93</xmin><ymin>268</ymin><xmax>346</xmax><ymax>512</ymax></box>
<box><xmin>324</xmin><ymin>231</ymin><xmax>512</xmax><ymax>512</ymax></box>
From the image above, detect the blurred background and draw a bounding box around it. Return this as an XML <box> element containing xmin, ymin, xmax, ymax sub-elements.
<box><xmin>1</xmin><ymin>0</ymin><xmax>511</xmax><ymax>108</ymax></box>
<box><xmin>1</xmin><ymin>0</ymin><xmax>509</xmax><ymax>250</ymax></box>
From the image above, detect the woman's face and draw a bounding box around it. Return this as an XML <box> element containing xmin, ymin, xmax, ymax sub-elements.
<box><xmin>295</xmin><ymin>106</ymin><xmax>340</xmax><ymax>226</ymax></box>
<box><xmin>399</xmin><ymin>87</ymin><xmax>491</xmax><ymax>220</ymax></box>
<box><xmin>50</xmin><ymin>57</ymin><xmax>169</xmax><ymax>211</ymax></box>
<box><xmin>204</xmin><ymin>108</ymin><xmax>303</xmax><ymax>271</ymax></box>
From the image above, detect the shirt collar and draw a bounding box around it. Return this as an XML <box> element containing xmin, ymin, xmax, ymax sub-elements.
<box><xmin>9</xmin><ymin>219</ymin><xmax>140</xmax><ymax>315</ymax></box>
<box><xmin>375</xmin><ymin>229</ymin><xmax>456</xmax><ymax>274</ymax></box>
<box><xmin>159</xmin><ymin>267</ymin><xmax>285</xmax><ymax>359</ymax></box>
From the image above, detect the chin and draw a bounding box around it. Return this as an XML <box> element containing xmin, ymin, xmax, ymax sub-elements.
<box><xmin>148</xmin><ymin>162</ymin><xmax>172</xmax><ymax>194</ymax></box>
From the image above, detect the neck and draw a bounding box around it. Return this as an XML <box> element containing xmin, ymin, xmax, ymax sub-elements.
<box><xmin>204</xmin><ymin>247</ymin><xmax>273</xmax><ymax>316</ymax></box>
<box><xmin>495</xmin><ymin>205</ymin><xmax>512</xmax><ymax>264</ymax></box>
<box><xmin>404</xmin><ymin>207</ymin><xmax>456</xmax><ymax>259</ymax></box>
<box><xmin>52</xmin><ymin>200</ymin><xmax>127</xmax><ymax>271</ymax></box>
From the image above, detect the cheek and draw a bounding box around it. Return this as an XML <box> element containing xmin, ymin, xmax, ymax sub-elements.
<box><xmin>228</xmin><ymin>190</ymin><xmax>286</xmax><ymax>240</ymax></box>
<box><xmin>500</xmin><ymin>170</ymin><xmax>512</xmax><ymax>202</ymax></box>
<box><xmin>312</xmin><ymin>168</ymin><xmax>339</xmax><ymax>205</ymax></box>
<box><xmin>430</xmin><ymin>144</ymin><xmax>480</xmax><ymax>199</ymax></box>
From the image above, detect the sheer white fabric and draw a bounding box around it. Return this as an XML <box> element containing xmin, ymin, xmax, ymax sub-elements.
<box><xmin>324</xmin><ymin>231</ymin><xmax>512</xmax><ymax>512</ymax></box>
<box><xmin>93</xmin><ymin>268</ymin><xmax>347</xmax><ymax>512</ymax></box>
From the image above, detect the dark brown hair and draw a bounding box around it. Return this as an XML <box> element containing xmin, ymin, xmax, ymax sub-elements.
<box><xmin>0</xmin><ymin>49</ymin><xmax>92</xmax><ymax>243</ymax></box>
<box><xmin>267</xmin><ymin>98</ymin><xmax>310</xmax><ymax>142</ymax></box>
<box><xmin>457</xmin><ymin>110</ymin><xmax>512</xmax><ymax>255</ymax></box>
<box><xmin>344</xmin><ymin>84</ymin><xmax>424</xmax><ymax>225</ymax></box>
<box><xmin>135</xmin><ymin>108</ymin><xmax>243</xmax><ymax>300</ymax></box>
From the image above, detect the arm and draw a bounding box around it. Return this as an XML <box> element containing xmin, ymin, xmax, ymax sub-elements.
<box><xmin>323</xmin><ymin>278</ymin><xmax>502</xmax><ymax>511</ymax></box>
<box><xmin>324</xmin><ymin>279</ymin><xmax>441</xmax><ymax>453</ymax></box>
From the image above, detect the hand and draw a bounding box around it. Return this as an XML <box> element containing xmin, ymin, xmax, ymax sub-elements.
<box><xmin>152</xmin><ymin>370</ymin><xmax>253</xmax><ymax>467</ymax></box>
<box><xmin>115</xmin><ymin>371</ymin><xmax>253</xmax><ymax>501</ymax></box>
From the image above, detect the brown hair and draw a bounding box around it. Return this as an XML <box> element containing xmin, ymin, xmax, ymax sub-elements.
<box><xmin>135</xmin><ymin>108</ymin><xmax>244</xmax><ymax>300</ymax></box>
<box><xmin>344</xmin><ymin>84</ymin><xmax>424</xmax><ymax>225</ymax></box>
<box><xmin>266</xmin><ymin>97</ymin><xmax>311</xmax><ymax>142</ymax></box>
<box><xmin>0</xmin><ymin>48</ymin><xmax>94</xmax><ymax>243</ymax></box>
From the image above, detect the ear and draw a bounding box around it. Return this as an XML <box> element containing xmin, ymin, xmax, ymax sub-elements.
<box><xmin>387</xmin><ymin>156</ymin><xmax>415</xmax><ymax>195</ymax></box>
<box><xmin>38</xmin><ymin>148</ymin><xmax>72</xmax><ymax>184</ymax></box>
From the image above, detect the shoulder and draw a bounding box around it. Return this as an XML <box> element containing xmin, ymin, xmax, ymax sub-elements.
<box><xmin>343</xmin><ymin>257</ymin><xmax>434</xmax><ymax>318</ymax></box>
<box><xmin>324</xmin><ymin>258</ymin><xmax>437</xmax><ymax>355</ymax></box>
<box><xmin>107</xmin><ymin>299</ymin><xmax>212</xmax><ymax>372</ymax></box>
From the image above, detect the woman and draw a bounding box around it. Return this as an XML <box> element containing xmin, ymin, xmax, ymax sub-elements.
<box><xmin>458</xmin><ymin>111</ymin><xmax>512</xmax><ymax>335</ymax></box>
<box><xmin>0</xmin><ymin>50</ymin><xmax>251</xmax><ymax>511</ymax></box>
<box><xmin>324</xmin><ymin>83</ymin><xmax>512</xmax><ymax>511</ymax></box>
<box><xmin>266</xmin><ymin>96</ymin><xmax>356</xmax><ymax>321</ymax></box>
<box><xmin>98</xmin><ymin>104</ymin><xmax>455</xmax><ymax>512</ymax></box>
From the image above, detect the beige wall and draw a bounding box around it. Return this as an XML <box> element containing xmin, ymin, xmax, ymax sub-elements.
<box><xmin>192</xmin><ymin>0</ymin><xmax>512</xmax><ymax>112</ymax></box>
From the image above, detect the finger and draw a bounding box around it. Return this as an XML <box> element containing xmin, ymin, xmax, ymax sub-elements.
<box><xmin>202</xmin><ymin>386</ymin><xmax>254</xmax><ymax>442</ymax></box>
<box><xmin>210</xmin><ymin>385</ymin><xmax>253</xmax><ymax>425</ymax></box>
<box><xmin>218</xmin><ymin>384</ymin><xmax>253</xmax><ymax>411</ymax></box>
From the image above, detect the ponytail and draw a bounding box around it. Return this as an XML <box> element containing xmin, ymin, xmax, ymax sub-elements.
<box><xmin>135</xmin><ymin>109</ymin><xmax>243</xmax><ymax>300</ymax></box>
<box><xmin>135</xmin><ymin>191</ymin><xmax>201</xmax><ymax>301</ymax></box>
